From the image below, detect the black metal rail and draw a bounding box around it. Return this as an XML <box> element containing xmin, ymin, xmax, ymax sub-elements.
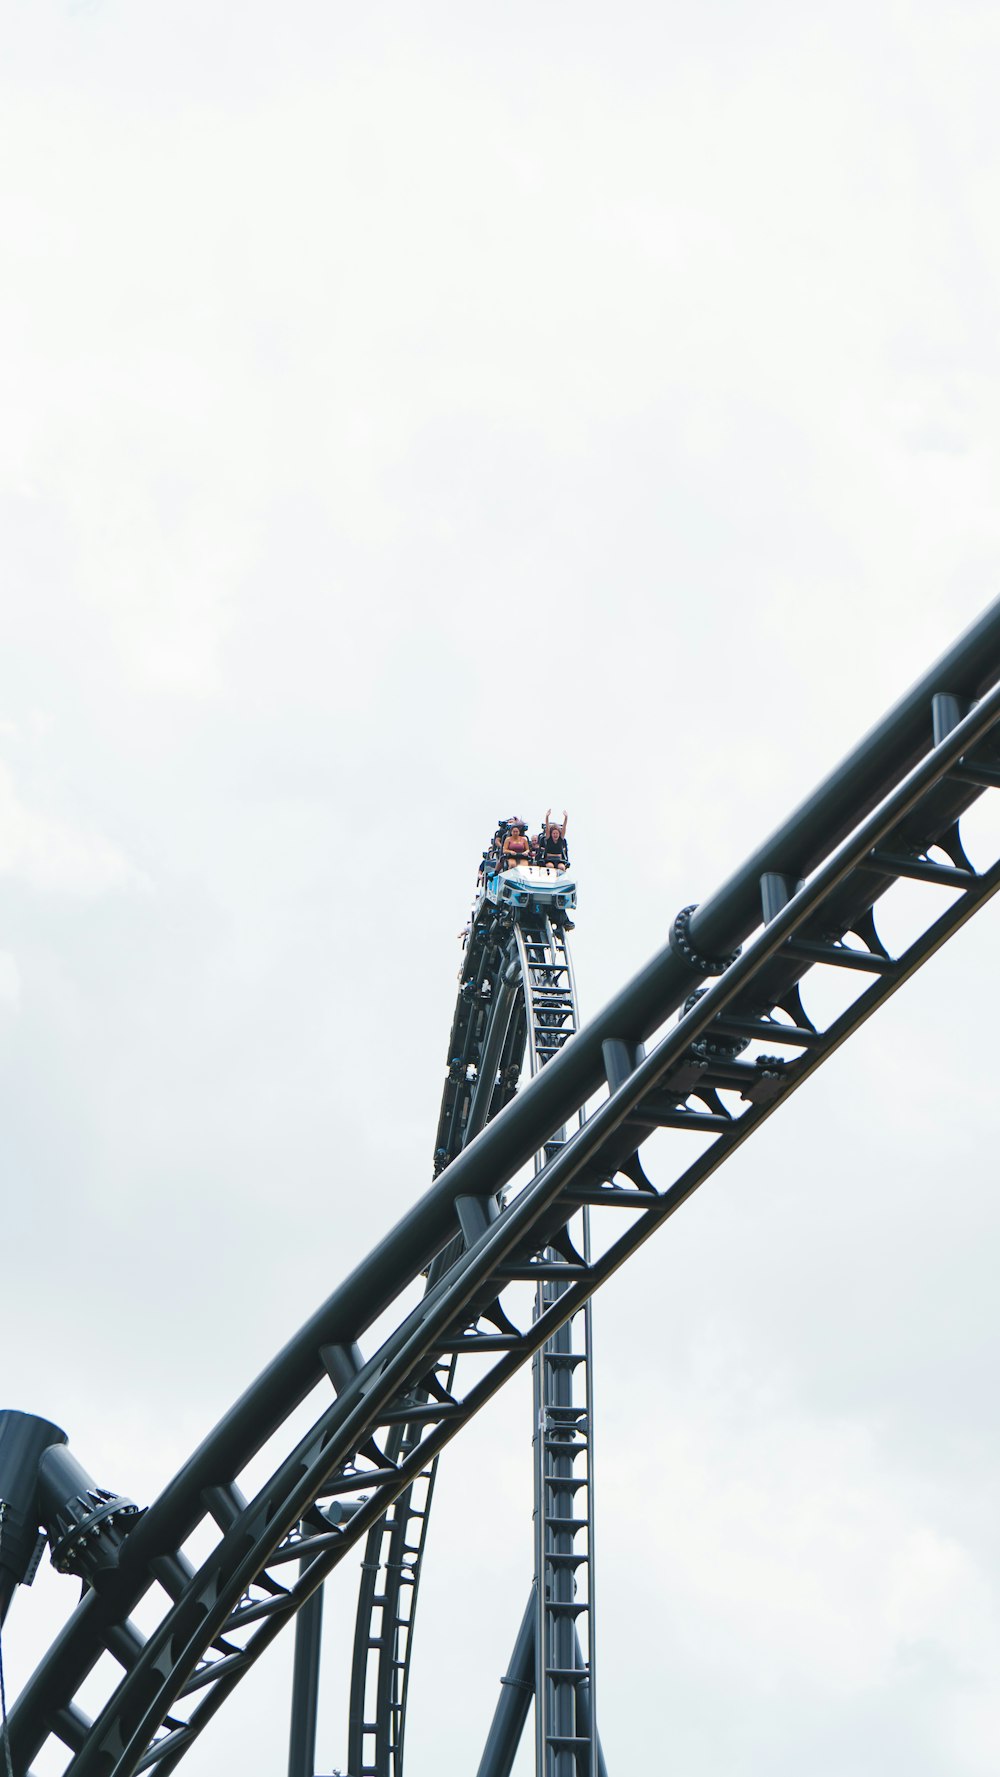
<box><xmin>7</xmin><ymin>611</ymin><xmax>1000</xmax><ymax>1777</ymax></box>
<box><xmin>346</xmin><ymin>906</ymin><xmax>528</xmax><ymax>1777</ymax></box>
<box><xmin>345</xmin><ymin>897</ymin><xmax>590</xmax><ymax>1777</ymax></box>
<box><xmin>515</xmin><ymin>918</ymin><xmax>598</xmax><ymax>1777</ymax></box>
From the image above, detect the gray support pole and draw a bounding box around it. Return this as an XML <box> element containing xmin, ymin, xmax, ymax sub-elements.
<box><xmin>476</xmin><ymin>1593</ymin><xmax>536</xmax><ymax>1777</ymax></box>
<box><xmin>287</xmin><ymin>1549</ymin><xmax>324</xmax><ymax>1777</ymax></box>
<box><xmin>536</xmin><ymin>1310</ymin><xmax>582</xmax><ymax>1777</ymax></box>
<box><xmin>574</xmin><ymin>1630</ymin><xmax>608</xmax><ymax>1777</ymax></box>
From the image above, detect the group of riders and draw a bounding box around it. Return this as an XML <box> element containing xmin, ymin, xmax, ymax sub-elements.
<box><xmin>479</xmin><ymin>810</ymin><xmax>570</xmax><ymax>883</ymax></box>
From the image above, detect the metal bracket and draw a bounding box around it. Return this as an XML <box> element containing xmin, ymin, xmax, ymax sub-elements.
<box><xmin>319</xmin><ymin>1343</ymin><xmax>365</xmax><ymax>1395</ymax></box>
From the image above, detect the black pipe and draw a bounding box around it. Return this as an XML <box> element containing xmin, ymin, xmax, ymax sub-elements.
<box><xmin>691</xmin><ymin>598</ymin><xmax>1000</xmax><ymax>958</ymax></box>
<box><xmin>287</xmin><ymin>1557</ymin><xmax>323</xmax><ymax>1777</ymax></box>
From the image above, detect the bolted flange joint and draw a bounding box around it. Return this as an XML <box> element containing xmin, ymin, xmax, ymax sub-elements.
<box><xmin>669</xmin><ymin>904</ymin><xmax>742</xmax><ymax>976</ymax></box>
<box><xmin>38</xmin><ymin>1445</ymin><xmax>143</xmax><ymax>1587</ymax></box>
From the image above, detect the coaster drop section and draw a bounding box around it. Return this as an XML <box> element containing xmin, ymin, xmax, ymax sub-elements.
<box><xmin>5</xmin><ymin>606</ymin><xmax>1000</xmax><ymax>1777</ymax></box>
<box><xmin>344</xmin><ymin>835</ymin><xmax>599</xmax><ymax>1777</ymax></box>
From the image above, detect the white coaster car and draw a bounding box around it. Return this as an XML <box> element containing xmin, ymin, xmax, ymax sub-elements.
<box><xmin>484</xmin><ymin>863</ymin><xmax>577</xmax><ymax>915</ymax></box>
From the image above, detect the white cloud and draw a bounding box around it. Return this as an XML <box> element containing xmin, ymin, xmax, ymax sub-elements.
<box><xmin>0</xmin><ymin>950</ymin><xmax>20</xmax><ymax>1009</ymax></box>
<box><xmin>642</xmin><ymin>1405</ymin><xmax>999</xmax><ymax>1700</ymax></box>
<box><xmin>0</xmin><ymin>761</ymin><xmax>146</xmax><ymax>895</ymax></box>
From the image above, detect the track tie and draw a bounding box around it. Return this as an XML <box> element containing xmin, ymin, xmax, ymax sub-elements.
<box><xmin>134</xmin><ymin>1725</ymin><xmax>195</xmax><ymax>1772</ymax></box>
<box><xmin>50</xmin><ymin>1703</ymin><xmax>93</xmax><ymax>1752</ymax></box>
<box><xmin>378</xmin><ymin>1402</ymin><xmax>463</xmax><ymax>1426</ymax></box>
<box><xmin>149</xmin><ymin>1549</ymin><xmax>197</xmax><ymax>1600</ymax></box>
<box><xmin>629</xmin><ymin>1104</ymin><xmax>732</xmax><ymax>1133</ymax></box>
<box><xmin>224</xmin><ymin>1592</ymin><xmax>291</xmax><ymax>1632</ymax></box>
<box><xmin>784</xmin><ymin>936</ymin><xmax>896</xmax><ymax>974</ymax></box>
<box><xmin>708</xmin><ymin>1014</ymin><xmax>821</xmax><ymax>1049</ymax></box>
<box><xmin>866</xmin><ymin>848</ymin><xmax>977</xmax><ymax>888</ymax></box>
<box><xmin>495</xmin><ymin>1261</ymin><xmax>590</xmax><ymax>1281</ymax></box>
<box><xmin>103</xmin><ymin>1619</ymin><xmax>147</xmax><ymax>1671</ymax></box>
<box><xmin>201</xmin><ymin>1481</ymin><xmax>249</xmax><ymax>1530</ymax></box>
<box><xmin>949</xmin><ymin>759</ymin><xmax>1000</xmax><ymax>789</ymax></box>
<box><xmin>178</xmin><ymin>1648</ymin><xmax>252</xmax><ymax>1698</ymax></box>
<box><xmin>560</xmin><ymin>1183</ymin><xmax>655</xmax><ymax>1208</ymax></box>
<box><xmin>324</xmin><ymin>1466</ymin><xmax>401</xmax><ymax>1491</ymax></box>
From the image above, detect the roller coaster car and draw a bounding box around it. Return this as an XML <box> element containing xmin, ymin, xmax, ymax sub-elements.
<box><xmin>483</xmin><ymin>862</ymin><xmax>577</xmax><ymax>915</ymax></box>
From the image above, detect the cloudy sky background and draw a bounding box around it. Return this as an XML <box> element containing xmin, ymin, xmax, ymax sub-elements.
<box><xmin>4</xmin><ymin>2</ymin><xmax>1000</xmax><ymax>1772</ymax></box>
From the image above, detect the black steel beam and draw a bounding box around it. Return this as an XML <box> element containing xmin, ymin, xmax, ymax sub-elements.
<box><xmin>11</xmin><ymin>599</ymin><xmax>1000</xmax><ymax>1777</ymax></box>
<box><xmin>68</xmin><ymin>597</ymin><xmax>1000</xmax><ymax>1593</ymax></box>
<box><xmin>286</xmin><ymin>1566</ymin><xmax>322</xmax><ymax>1777</ymax></box>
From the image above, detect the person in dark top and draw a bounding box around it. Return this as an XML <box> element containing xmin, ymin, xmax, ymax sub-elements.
<box><xmin>536</xmin><ymin>809</ymin><xmax>569</xmax><ymax>870</ymax></box>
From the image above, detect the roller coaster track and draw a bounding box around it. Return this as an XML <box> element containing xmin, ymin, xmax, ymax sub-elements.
<box><xmin>345</xmin><ymin>905</ymin><xmax>593</xmax><ymax>1777</ymax></box>
<box><xmin>8</xmin><ymin>608</ymin><xmax>1000</xmax><ymax>1777</ymax></box>
<box><xmin>344</xmin><ymin>903</ymin><xmax>528</xmax><ymax>1777</ymax></box>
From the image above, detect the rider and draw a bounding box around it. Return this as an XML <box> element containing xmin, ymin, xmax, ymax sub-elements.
<box><xmin>501</xmin><ymin>818</ymin><xmax>532</xmax><ymax>870</ymax></box>
<box><xmin>535</xmin><ymin>810</ymin><xmax>569</xmax><ymax>871</ymax></box>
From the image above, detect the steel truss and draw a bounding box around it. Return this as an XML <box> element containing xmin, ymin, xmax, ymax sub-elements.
<box><xmin>344</xmin><ymin>905</ymin><xmax>596</xmax><ymax>1777</ymax></box>
<box><xmin>344</xmin><ymin>904</ymin><xmax>527</xmax><ymax>1777</ymax></box>
<box><xmin>7</xmin><ymin>609</ymin><xmax>1000</xmax><ymax>1777</ymax></box>
<box><xmin>341</xmin><ymin>894</ymin><xmax>529</xmax><ymax>1777</ymax></box>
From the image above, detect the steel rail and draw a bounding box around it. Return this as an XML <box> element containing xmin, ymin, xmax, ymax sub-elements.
<box><xmin>66</xmin><ymin>687</ymin><xmax>1000</xmax><ymax>1773</ymax></box>
<box><xmin>512</xmin><ymin>916</ymin><xmax>598</xmax><ymax>1777</ymax></box>
<box><xmin>31</xmin><ymin>600</ymin><xmax>1000</xmax><ymax>1618</ymax></box>
<box><xmin>7</xmin><ymin>628</ymin><xmax>1000</xmax><ymax>1776</ymax></box>
<box><xmin>346</xmin><ymin>912</ymin><xmax>526</xmax><ymax>1777</ymax></box>
<box><xmin>346</xmin><ymin>896</ymin><xmax>587</xmax><ymax>1777</ymax></box>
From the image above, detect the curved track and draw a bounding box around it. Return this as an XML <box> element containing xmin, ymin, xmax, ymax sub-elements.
<box><xmin>9</xmin><ymin>611</ymin><xmax>1000</xmax><ymax>1777</ymax></box>
<box><xmin>347</xmin><ymin>894</ymin><xmax>585</xmax><ymax>1777</ymax></box>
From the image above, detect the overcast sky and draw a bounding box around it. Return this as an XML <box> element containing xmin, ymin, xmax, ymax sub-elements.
<box><xmin>4</xmin><ymin>4</ymin><xmax>1000</xmax><ymax>1774</ymax></box>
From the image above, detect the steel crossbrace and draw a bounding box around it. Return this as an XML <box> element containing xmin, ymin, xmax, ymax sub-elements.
<box><xmin>9</xmin><ymin>660</ymin><xmax>1000</xmax><ymax>1777</ymax></box>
